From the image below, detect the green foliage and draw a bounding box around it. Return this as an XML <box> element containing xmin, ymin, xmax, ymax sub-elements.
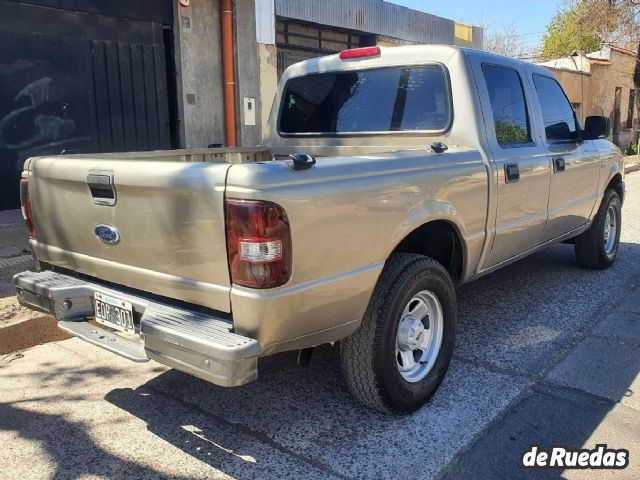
<box><xmin>625</xmin><ymin>143</ymin><xmax>638</xmax><ymax>156</ymax></box>
<box><xmin>495</xmin><ymin>120</ymin><xmax>529</xmax><ymax>144</ymax></box>
<box><xmin>541</xmin><ymin>2</ymin><xmax>602</xmax><ymax>58</ymax></box>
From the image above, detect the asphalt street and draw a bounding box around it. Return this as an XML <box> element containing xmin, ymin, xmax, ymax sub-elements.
<box><xmin>1</xmin><ymin>172</ymin><xmax>640</xmax><ymax>479</ymax></box>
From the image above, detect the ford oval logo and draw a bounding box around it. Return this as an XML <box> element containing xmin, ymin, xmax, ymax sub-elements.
<box><xmin>94</xmin><ymin>224</ymin><xmax>120</xmax><ymax>245</ymax></box>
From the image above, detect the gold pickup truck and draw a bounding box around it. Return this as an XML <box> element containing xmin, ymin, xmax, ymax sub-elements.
<box><xmin>13</xmin><ymin>45</ymin><xmax>624</xmax><ymax>414</ymax></box>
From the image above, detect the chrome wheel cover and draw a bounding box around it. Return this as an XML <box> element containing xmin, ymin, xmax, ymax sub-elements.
<box><xmin>603</xmin><ymin>204</ymin><xmax>618</xmax><ymax>256</ymax></box>
<box><xmin>395</xmin><ymin>290</ymin><xmax>444</xmax><ymax>383</ymax></box>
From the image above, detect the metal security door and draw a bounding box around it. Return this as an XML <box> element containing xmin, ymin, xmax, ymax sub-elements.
<box><xmin>0</xmin><ymin>1</ymin><xmax>174</xmax><ymax>210</ymax></box>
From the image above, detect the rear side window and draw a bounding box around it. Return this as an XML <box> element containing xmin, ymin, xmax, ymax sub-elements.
<box><xmin>532</xmin><ymin>74</ymin><xmax>577</xmax><ymax>141</ymax></box>
<box><xmin>279</xmin><ymin>65</ymin><xmax>450</xmax><ymax>134</ymax></box>
<box><xmin>482</xmin><ymin>64</ymin><xmax>531</xmax><ymax>146</ymax></box>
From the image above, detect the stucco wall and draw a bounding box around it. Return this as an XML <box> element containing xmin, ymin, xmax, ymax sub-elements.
<box><xmin>258</xmin><ymin>43</ymin><xmax>279</xmax><ymax>137</ymax></box>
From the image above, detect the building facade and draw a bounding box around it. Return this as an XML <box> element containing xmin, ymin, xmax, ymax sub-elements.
<box><xmin>0</xmin><ymin>0</ymin><xmax>482</xmax><ymax>210</ymax></box>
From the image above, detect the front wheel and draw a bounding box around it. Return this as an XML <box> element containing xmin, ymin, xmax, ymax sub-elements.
<box><xmin>340</xmin><ymin>253</ymin><xmax>457</xmax><ymax>414</ymax></box>
<box><xmin>575</xmin><ymin>188</ymin><xmax>621</xmax><ymax>269</ymax></box>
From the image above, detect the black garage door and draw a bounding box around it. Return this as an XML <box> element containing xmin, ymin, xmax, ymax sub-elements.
<box><xmin>0</xmin><ymin>0</ymin><xmax>176</xmax><ymax>210</ymax></box>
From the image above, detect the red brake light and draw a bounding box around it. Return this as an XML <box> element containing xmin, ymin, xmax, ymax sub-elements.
<box><xmin>20</xmin><ymin>179</ymin><xmax>36</xmax><ymax>238</ymax></box>
<box><xmin>339</xmin><ymin>46</ymin><xmax>380</xmax><ymax>60</ymax></box>
<box><xmin>225</xmin><ymin>199</ymin><xmax>292</xmax><ymax>288</ymax></box>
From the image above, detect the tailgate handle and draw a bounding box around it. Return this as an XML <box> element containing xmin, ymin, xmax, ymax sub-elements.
<box><xmin>87</xmin><ymin>171</ymin><xmax>116</xmax><ymax>206</ymax></box>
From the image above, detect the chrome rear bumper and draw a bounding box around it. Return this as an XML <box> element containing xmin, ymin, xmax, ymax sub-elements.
<box><xmin>13</xmin><ymin>270</ymin><xmax>260</xmax><ymax>387</ymax></box>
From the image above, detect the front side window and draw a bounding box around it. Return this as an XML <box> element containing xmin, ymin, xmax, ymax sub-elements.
<box><xmin>279</xmin><ymin>65</ymin><xmax>450</xmax><ymax>134</ymax></box>
<box><xmin>482</xmin><ymin>64</ymin><xmax>531</xmax><ymax>146</ymax></box>
<box><xmin>533</xmin><ymin>74</ymin><xmax>577</xmax><ymax>141</ymax></box>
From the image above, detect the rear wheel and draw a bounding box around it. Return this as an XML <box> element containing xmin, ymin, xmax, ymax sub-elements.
<box><xmin>575</xmin><ymin>189</ymin><xmax>621</xmax><ymax>269</ymax></box>
<box><xmin>340</xmin><ymin>253</ymin><xmax>456</xmax><ymax>414</ymax></box>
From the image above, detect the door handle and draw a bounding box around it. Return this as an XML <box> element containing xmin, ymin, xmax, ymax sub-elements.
<box><xmin>553</xmin><ymin>157</ymin><xmax>566</xmax><ymax>173</ymax></box>
<box><xmin>504</xmin><ymin>163</ymin><xmax>520</xmax><ymax>183</ymax></box>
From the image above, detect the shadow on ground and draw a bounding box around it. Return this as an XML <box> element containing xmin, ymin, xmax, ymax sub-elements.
<box><xmin>104</xmin><ymin>242</ymin><xmax>640</xmax><ymax>479</ymax></box>
<box><xmin>0</xmin><ymin>400</ymin><xmax>200</xmax><ymax>480</ymax></box>
<box><xmin>2</xmin><ymin>241</ymin><xmax>639</xmax><ymax>479</ymax></box>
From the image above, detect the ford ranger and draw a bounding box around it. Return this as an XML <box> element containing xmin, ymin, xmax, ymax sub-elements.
<box><xmin>13</xmin><ymin>45</ymin><xmax>624</xmax><ymax>414</ymax></box>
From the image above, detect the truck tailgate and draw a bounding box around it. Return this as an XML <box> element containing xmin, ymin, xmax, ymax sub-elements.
<box><xmin>27</xmin><ymin>156</ymin><xmax>232</xmax><ymax>312</ymax></box>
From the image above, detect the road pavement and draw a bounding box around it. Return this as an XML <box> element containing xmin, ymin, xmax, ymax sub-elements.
<box><xmin>1</xmin><ymin>172</ymin><xmax>640</xmax><ymax>479</ymax></box>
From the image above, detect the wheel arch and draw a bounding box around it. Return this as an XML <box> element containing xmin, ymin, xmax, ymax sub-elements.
<box><xmin>606</xmin><ymin>172</ymin><xmax>624</xmax><ymax>204</ymax></box>
<box><xmin>390</xmin><ymin>219</ymin><xmax>466</xmax><ymax>284</ymax></box>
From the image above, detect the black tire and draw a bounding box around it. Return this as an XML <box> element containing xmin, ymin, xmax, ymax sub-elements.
<box><xmin>575</xmin><ymin>189</ymin><xmax>621</xmax><ymax>269</ymax></box>
<box><xmin>340</xmin><ymin>253</ymin><xmax>457</xmax><ymax>414</ymax></box>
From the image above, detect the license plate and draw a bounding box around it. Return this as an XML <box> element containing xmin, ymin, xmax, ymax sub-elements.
<box><xmin>94</xmin><ymin>292</ymin><xmax>135</xmax><ymax>334</ymax></box>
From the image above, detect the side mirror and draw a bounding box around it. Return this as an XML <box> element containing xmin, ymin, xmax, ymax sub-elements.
<box><xmin>583</xmin><ymin>116</ymin><xmax>610</xmax><ymax>140</ymax></box>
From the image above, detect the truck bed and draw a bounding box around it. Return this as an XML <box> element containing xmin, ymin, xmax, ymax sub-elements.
<box><xmin>22</xmin><ymin>147</ymin><xmax>274</xmax><ymax>314</ymax></box>
<box><xmin>24</xmin><ymin>147</ymin><xmax>273</xmax><ymax>166</ymax></box>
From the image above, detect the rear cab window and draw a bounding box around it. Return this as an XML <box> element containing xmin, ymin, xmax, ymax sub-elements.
<box><xmin>482</xmin><ymin>64</ymin><xmax>532</xmax><ymax>147</ymax></box>
<box><xmin>278</xmin><ymin>64</ymin><xmax>451</xmax><ymax>135</ymax></box>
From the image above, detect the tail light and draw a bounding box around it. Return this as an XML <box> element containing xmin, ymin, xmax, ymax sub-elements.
<box><xmin>225</xmin><ymin>199</ymin><xmax>292</xmax><ymax>288</ymax></box>
<box><xmin>20</xmin><ymin>179</ymin><xmax>36</xmax><ymax>238</ymax></box>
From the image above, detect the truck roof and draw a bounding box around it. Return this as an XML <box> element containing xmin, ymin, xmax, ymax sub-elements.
<box><xmin>282</xmin><ymin>44</ymin><xmax>552</xmax><ymax>79</ymax></box>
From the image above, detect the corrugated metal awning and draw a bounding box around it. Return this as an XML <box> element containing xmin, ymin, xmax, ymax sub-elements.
<box><xmin>274</xmin><ymin>0</ymin><xmax>483</xmax><ymax>49</ymax></box>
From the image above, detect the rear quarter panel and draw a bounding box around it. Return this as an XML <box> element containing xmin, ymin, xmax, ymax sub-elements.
<box><xmin>226</xmin><ymin>148</ymin><xmax>488</xmax><ymax>353</ymax></box>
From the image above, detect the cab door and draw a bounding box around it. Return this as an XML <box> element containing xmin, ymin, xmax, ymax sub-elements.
<box><xmin>529</xmin><ymin>73</ymin><xmax>600</xmax><ymax>241</ymax></box>
<box><xmin>471</xmin><ymin>60</ymin><xmax>551</xmax><ymax>268</ymax></box>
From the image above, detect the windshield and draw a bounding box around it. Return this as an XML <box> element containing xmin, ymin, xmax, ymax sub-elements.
<box><xmin>279</xmin><ymin>65</ymin><xmax>451</xmax><ymax>135</ymax></box>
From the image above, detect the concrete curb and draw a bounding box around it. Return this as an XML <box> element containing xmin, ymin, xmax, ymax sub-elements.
<box><xmin>625</xmin><ymin>162</ymin><xmax>640</xmax><ymax>174</ymax></box>
<box><xmin>0</xmin><ymin>315</ymin><xmax>70</xmax><ymax>355</ymax></box>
